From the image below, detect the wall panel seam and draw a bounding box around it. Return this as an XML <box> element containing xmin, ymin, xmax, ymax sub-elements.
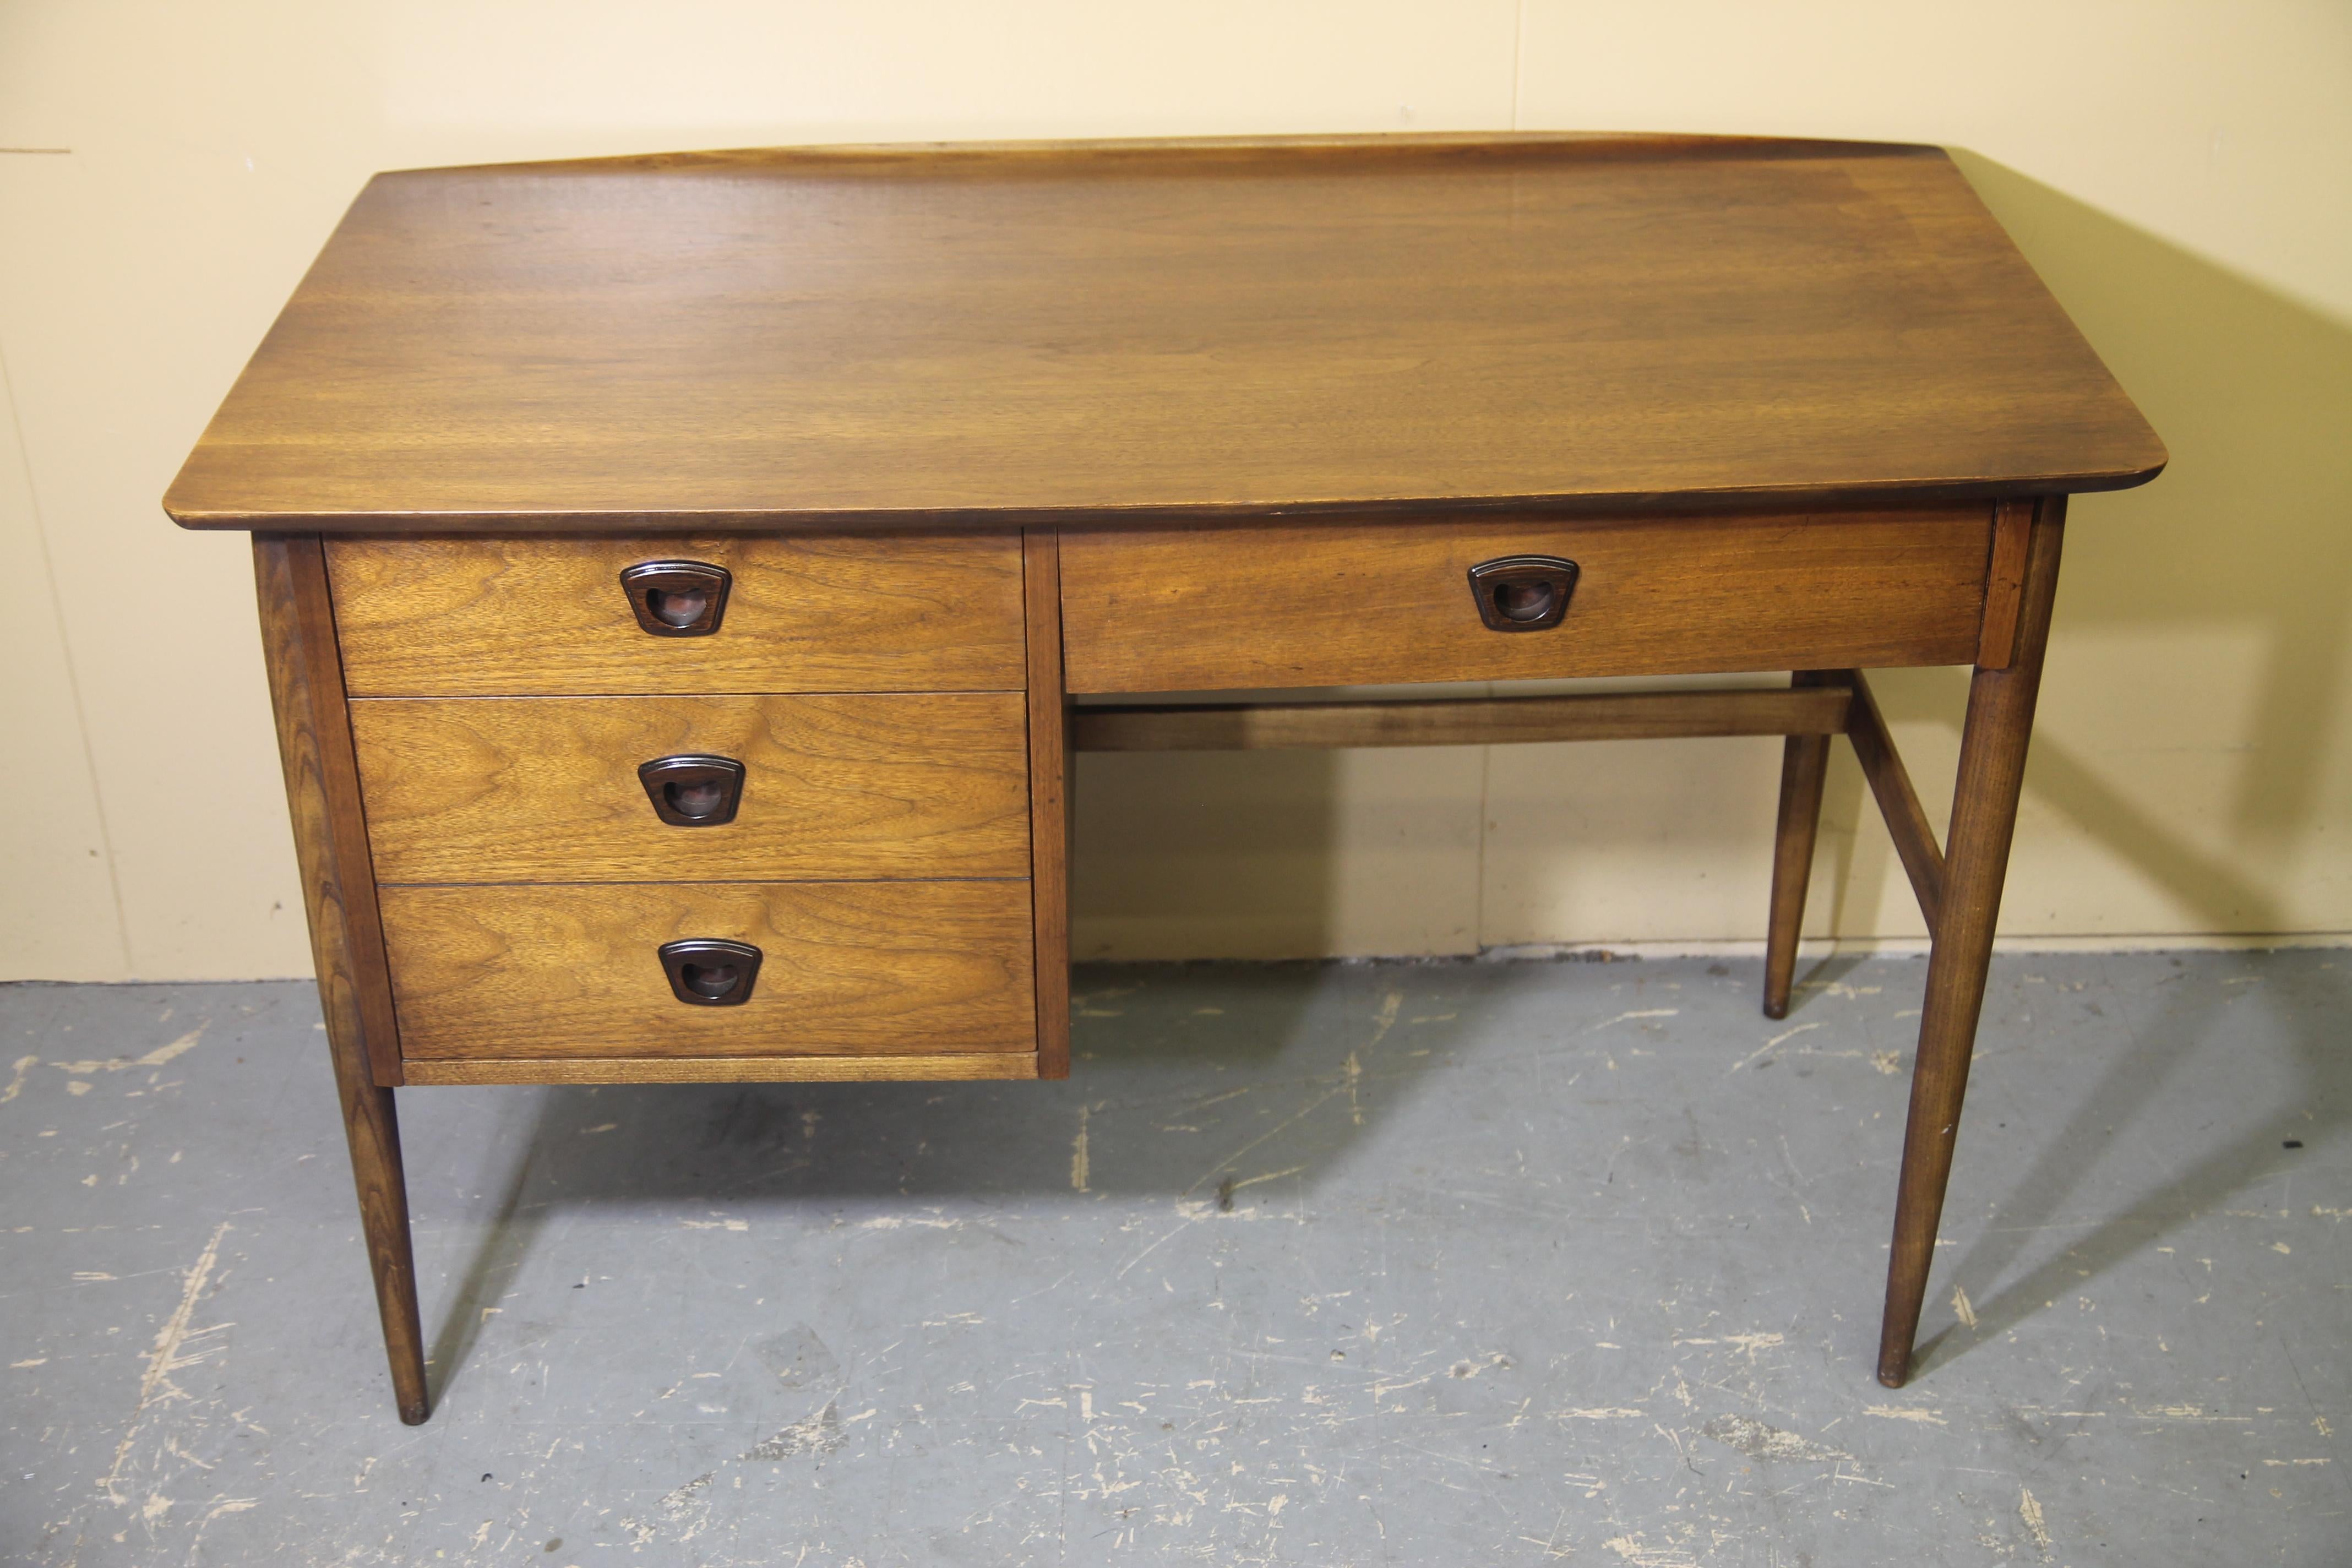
<box><xmin>0</xmin><ymin>336</ymin><xmax>133</xmax><ymax>976</ymax></box>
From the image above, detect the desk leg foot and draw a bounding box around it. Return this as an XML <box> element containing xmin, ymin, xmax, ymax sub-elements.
<box><xmin>1763</xmin><ymin>674</ymin><xmax>1836</xmax><ymax>1019</ymax></box>
<box><xmin>1876</xmin><ymin>503</ymin><xmax>2064</xmax><ymax>1387</ymax></box>
<box><xmin>335</xmin><ymin>1074</ymin><xmax>430</xmax><ymax>1424</ymax></box>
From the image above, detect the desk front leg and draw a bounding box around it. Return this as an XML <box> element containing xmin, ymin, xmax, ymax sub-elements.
<box><xmin>1876</xmin><ymin>500</ymin><xmax>2065</xmax><ymax>1387</ymax></box>
<box><xmin>255</xmin><ymin>534</ymin><xmax>431</xmax><ymax>1424</ymax></box>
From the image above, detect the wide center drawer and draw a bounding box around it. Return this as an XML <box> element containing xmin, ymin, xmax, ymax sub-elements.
<box><xmin>327</xmin><ymin>532</ymin><xmax>1026</xmax><ymax>695</ymax></box>
<box><xmin>352</xmin><ymin>693</ymin><xmax>1031</xmax><ymax>884</ymax></box>
<box><xmin>1059</xmin><ymin>508</ymin><xmax>1994</xmax><ymax>693</ymax></box>
<box><xmin>381</xmin><ymin>880</ymin><xmax>1036</xmax><ymax>1059</ymax></box>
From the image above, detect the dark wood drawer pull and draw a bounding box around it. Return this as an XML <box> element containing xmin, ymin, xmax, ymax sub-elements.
<box><xmin>1467</xmin><ymin>554</ymin><xmax>1578</xmax><ymax>631</ymax></box>
<box><xmin>636</xmin><ymin>754</ymin><xmax>746</xmax><ymax>826</ymax></box>
<box><xmin>657</xmin><ymin>938</ymin><xmax>762</xmax><ymax>1006</ymax></box>
<box><xmin>619</xmin><ymin>560</ymin><xmax>732</xmax><ymax>636</ymax></box>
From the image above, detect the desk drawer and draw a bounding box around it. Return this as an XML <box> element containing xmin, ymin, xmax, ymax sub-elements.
<box><xmin>1060</xmin><ymin>508</ymin><xmax>1992</xmax><ymax>693</ymax></box>
<box><xmin>352</xmin><ymin>693</ymin><xmax>1030</xmax><ymax>884</ymax></box>
<box><xmin>381</xmin><ymin>880</ymin><xmax>1035</xmax><ymax>1059</ymax></box>
<box><xmin>328</xmin><ymin>533</ymin><xmax>1026</xmax><ymax>696</ymax></box>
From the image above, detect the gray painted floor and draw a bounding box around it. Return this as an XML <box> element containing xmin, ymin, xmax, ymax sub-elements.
<box><xmin>3</xmin><ymin>950</ymin><xmax>2346</xmax><ymax>1566</ymax></box>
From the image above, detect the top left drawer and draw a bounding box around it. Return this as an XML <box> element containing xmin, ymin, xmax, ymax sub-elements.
<box><xmin>326</xmin><ymin>534</ymin><xmax>1027</xmax><ymax>696</ymax></box>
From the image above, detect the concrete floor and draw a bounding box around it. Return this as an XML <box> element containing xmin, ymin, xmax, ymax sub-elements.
<box><xmin>3</xmin><ymin>950</ymin><xmax>2346</xmax><ymax>1566</ymax></box>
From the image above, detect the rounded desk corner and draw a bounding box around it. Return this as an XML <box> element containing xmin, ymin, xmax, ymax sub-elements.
<box><xmin>160</xmin><ymin>489</ymin><xmax>226</xmax><ymax>531</ymax></box>
<box><xmin>2061</xmin><ymin>427</ymin><xmax>2170</xmax><ymax>497</ymax></box>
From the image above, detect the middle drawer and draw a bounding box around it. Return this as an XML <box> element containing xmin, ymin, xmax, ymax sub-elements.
<box><xmin>352</xmin><ymin>692</ymin><xmax>1030</xmax><ymax>884</ymax></box>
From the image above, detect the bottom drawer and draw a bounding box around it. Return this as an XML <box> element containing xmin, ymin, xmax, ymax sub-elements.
<box><xmin>381</xmin><ymin>880</ymin><xmax>1036</xmax><ymax>1059</ymax></box>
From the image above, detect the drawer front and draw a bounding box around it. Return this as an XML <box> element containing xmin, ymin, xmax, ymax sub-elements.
<box><xmin>1060</xmin><ymin>508</ymin><xmax>1992</xmax><ymax>694</ymax></box>
<box><xmin>382</xmin><ymin>880</ymin><xmax>1036</xmax><ymax>1059</ymax></box>
<box><xmin>353</xmin><ymin>693</ymin><xmax>1030</xmax><ymax>884</ymax></box>
<box><xmin>328</xmin><ymin>533</ymin><xmax>1026</xmax><ymax>696</ymax></box>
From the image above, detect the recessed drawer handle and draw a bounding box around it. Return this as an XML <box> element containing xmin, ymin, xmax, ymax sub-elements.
<box><xmin>619</xmin><ymin>560</ymin><xmax>732</xmax><ymax>636</ymax></box>
<box><xmin>637</xmin><ymin>754</ymin><xmax>746</xmax><ymax>826</ymax></box>
<box><xmin>1467</xmin><ymin>554</ymin><xmax>1579</xmax><ymax>631</ymax></box>
<box><xmin>658</xmin><ymin>938</ymin><xmax>762</xmax><ymax>1006</ymax></box>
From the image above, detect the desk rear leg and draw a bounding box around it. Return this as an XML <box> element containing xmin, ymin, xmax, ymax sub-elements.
<box><xmin>1876</xmin><ymin>501</ymin><xmax>2065</xmax><ymax>1387</ymax></box>
<box><xmin>1762</xmin><ymin>672</ymin><xmax>1838</xmax><ymax>1019</ymax></box>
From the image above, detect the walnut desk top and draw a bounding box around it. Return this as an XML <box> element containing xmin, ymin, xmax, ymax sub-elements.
<box><xmin>167</xmin><ymin>134</ymin><xmax>2162</xmax><ymax>1420</ymax></box>
<box><xmin>166</xmin><ymin>133</ymin><xmax>2159</xmax><ymax>531</ymax></box>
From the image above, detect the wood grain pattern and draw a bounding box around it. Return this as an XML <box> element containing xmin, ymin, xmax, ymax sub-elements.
<box><xmin>1023</xmin><ymin>530</ymin><xmax>1072</xmax><ymax>1080</ymax></box>
<box><xmin>351</xmin><ymin>693</ymin><xmax>1028</xmax><ymax>883</ymax></box>
<box><xmin>251</xmin><ymin>535</ymin><xmax>428</xmax><ymax>1423</ymax></box>
<box><xmin>1061</xmin><ymin>509</ymin><xmax>1992</xmax><ymax>694</ymax></box>
<box><xmin>405</xmin><ymin>1052</ymin><xmax>1039</xmax><ymax>1085</ymax></box>
<box><xmin>1879</xmin><ymin>496</ymin><xmax>2067</xmax><ymax>1388</ymax></box>
<box><xmin>1072</xmin><ymin>685</ymin><xmax>1852</xmax><ymax>752</ymax></box>
<box><xmin>164</xmin><ymin>135</ymin><xmax>2163</xmax><ymax>535</ymax></box>
<box><xmin>380</xmin><ymin>880</ymin><xmax>1035</xmax><ymax>1058</ymax></box>
<box><xmin>326</xmin><ymin>533</ymin><xmax>1024</xmax><ymax>696</ymax></box>
<box><xmin>1843</xmin><ymin>669</ymin><xmax>1949</xmax><ymax>929</ymax></box>
<box><xmin>1977</xmin><ymin>499</ymin><xmax>2034</xmax><ymax>669</ymax></box>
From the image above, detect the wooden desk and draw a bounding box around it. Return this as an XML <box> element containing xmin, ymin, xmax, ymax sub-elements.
<box><xmin>165</xmin><ymin>134</ymin><xmax>2164</xmax><ymax>1423</ymax></box>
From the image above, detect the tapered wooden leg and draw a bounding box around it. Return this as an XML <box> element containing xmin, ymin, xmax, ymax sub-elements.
<box><xmin>1762</xmin><ymin>673</ymin><xmax>1836</xmax><ymax>1019</ymax></box>
<box><xmin>331</xmin><ymin>1076</ymin><xmax>431</xmax><ymax>1423</ymax></box>
<box><xmin>254</xmin><ymin>535</ymin><xmax>430</xmax><ymax>1423</ymax></box>
<box><xmin>1876</xmin><ymin>502</ymin><xmax>2065</xmax><ymax>1387</ymax></box>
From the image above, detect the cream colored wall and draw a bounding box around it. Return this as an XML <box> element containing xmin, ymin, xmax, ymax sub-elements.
<box><xmin>1</xmin><ymin>1</ymin><xmax>2345</xmax><ymax>979</ymax></box>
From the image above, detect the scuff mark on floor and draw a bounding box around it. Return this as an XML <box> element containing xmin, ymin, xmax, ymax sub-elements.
<box><xmin>1</xmin><ymin>1054</ymin><xmax>37</xmax><ymax>1103</ymax></box>
<box><xmin>1864</xmin><ymin>1405</ymin><xmax>1947</xmax><ymax>1425</ymax></box>
<box><xmin>622</xmin><ymin>1470</ymin><xmax>715</xmax><ymax>1544</ymax></box>
<box><xmin>54</xmin><ymin>1026</ymin><xmax>206</xmax><ymax>1077</ymax></box>
<box><xmin>1731</xmin><ymin>1022</ymin><xmax>1819</xmax><ymax>1073</ymax></box>
<box><xmin>744</xmin><ymin>1402</ymin><xmax>844</xmax><ymax>1461</ymax></box>
<box><xmin>1592</xmin><ymin>1009</ymin><xmax>1679</xmax><ymax>1032</ymax></box>
<box><xmin>1721</xmin><ymin>1332</ymin><xmax>1785</xmax><ymax>1361</ymax></box>
<box><xmin>101</xmin><ymin>1219</ymin><xmax>231</xmax><ymax>1505</ymax></box>
<box><xmin>857</xmin><ymin>1213</ymin><xmax>961</xmax><ymax>1231</ymax></box>
<box><xmin>2127</xmin><ymin>1403</ymin><xmax>2253</xmax><ymax>1423</ymax></box>
<box><xmin>1698</xmin><ymin>1414</ymin><xmax>1847</xmax><ymax>1462</ymax></box>
<box><xmin>2019</xmin><ymin>1486</ymin><xmax>2052</xmax><ymax>1555</ymax></box>
<box><xmin>1601</xmin><ymin>1532</ymin><xmax>1700</xmax><ymax>1567</ymax></box>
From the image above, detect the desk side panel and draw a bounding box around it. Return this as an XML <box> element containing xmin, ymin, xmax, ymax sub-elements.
<box><xmin>254</xmin><ymin>534</ymin><xmax>405</xmax><ymax>1086</ymax></box>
